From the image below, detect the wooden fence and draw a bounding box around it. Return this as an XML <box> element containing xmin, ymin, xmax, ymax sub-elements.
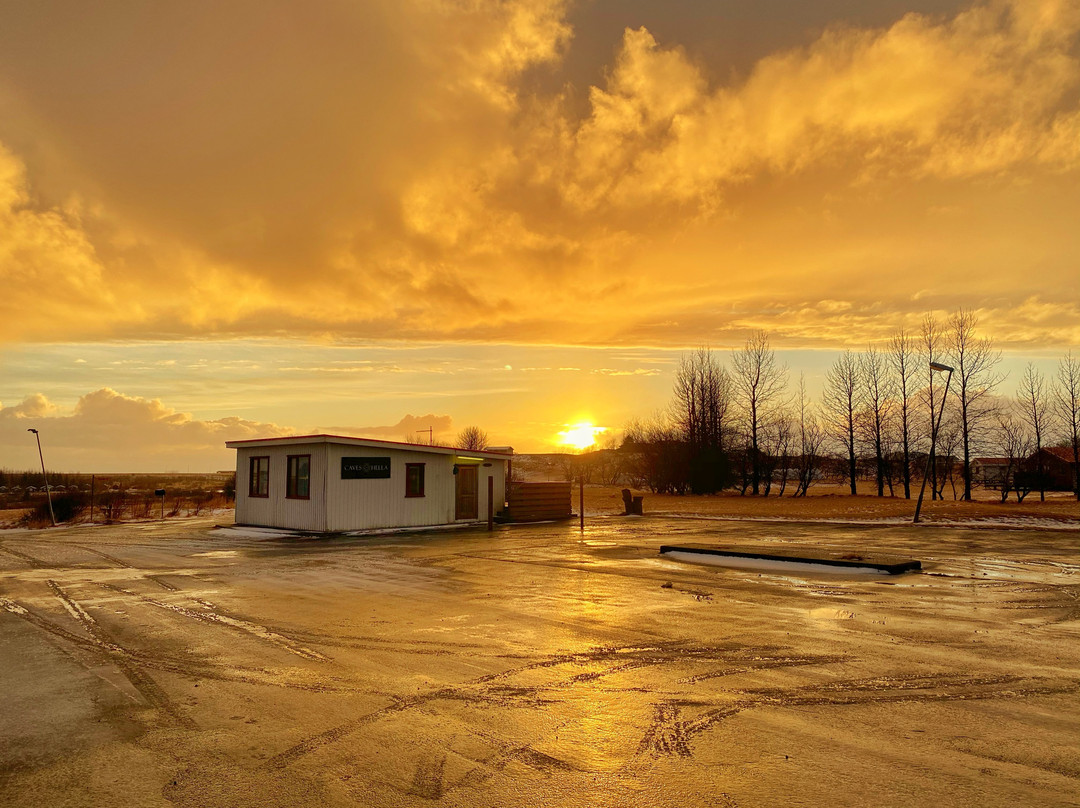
<box><xmin>506</xmin><ymin>482</ymin><xmax>572</xmax><ymax>522</ymax></box>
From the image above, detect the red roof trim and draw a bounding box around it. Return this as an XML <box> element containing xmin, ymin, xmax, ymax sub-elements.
<box><xmin>1042</xmin><ymin>446</ymin><xmax>1078</xmax><ymax>462</ymax></box>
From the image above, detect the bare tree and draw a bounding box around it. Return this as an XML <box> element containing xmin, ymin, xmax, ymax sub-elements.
<box><xmin>673</xmin><ymin>347</ymin><xmax>734</xmax><ymax>493</ymax></box>
<box><xmin>859</xmin><ymin>346</ymin><xmax>895</xmax><ymax>497</ymax></box>
<box><xmin>1055</xmin><ymin>352</ymin><xmax>1080</xmax><ymax>500</ymax></box>
<box><xmin>935</xmin><ymin>414</ymin><xmax>962</xmax><ymax>500</ymax></box>
<box><xmin>763</xmin><ymin>410</ymin><xmax>795</xmax><ymax>496</ymax></box>
<box><xmin>823</xmin><ymin>351</ymin><xmax>862</xmax><ymax>495</ymax></box>
<box><xmin>1017</xmin><ymin>363</ymin><xmax>1052</xmax><ymax>501</ymax></box>
<box><xmin>731</xmin><ymin>331</ymin><xmax>788</xmax><ymax>495</ymax></box>
<box><xmin>586</xmin><ymin>433</ymin><xmax>626</xmax><ymax>487</ymax></box>
<box><xmin>888</xmin><ymin>327</ymin><xmax>919</xmax><ymax>498</ymax></box>
<box><xmin>799</xmin><ymin>418</ymin><xmax>828</xmax><ymax>498</ymax></box>
<box><xmin>792</xmin><ymin>374</ymin><xmax>827</xmax><ymax>497</ymax></box>
<box><xmin>947</xmin><ymin>309</ymin><xmax>1005</xmax><ymax>500</ymax></box>
<box><xmin>622</xmin><ymin>414</ymin><xmax>689</xmax><ymax>494</ymax></box>
<box><xmin>994</xmin><ymin>408</ymin><xmax>1035</xmax><ymax>503</ymax></box>
<box><xmin>456</xmin><ymin>426</ymin><xmax>489</xmax><ymax>451</ymax></box>
<box><xmin>732</xmin><ymin>426</ymin><xmax>753</xmax><ymax>495</ymax></box>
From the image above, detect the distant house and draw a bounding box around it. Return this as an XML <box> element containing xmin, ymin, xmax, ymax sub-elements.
<box><xmin>226</xmin><ymin>434</ymin><xmax>513</xmax><ymax>532</ymax></box>
<box><xmin>972</xmin><ymin>458</ymin><xmax>1011</xmax><ymax>489</ymax></box>
<box><xmin>1028</xmin><ymin>446</ymin><xmax>1079</xmax><ymax>491</ymax></box>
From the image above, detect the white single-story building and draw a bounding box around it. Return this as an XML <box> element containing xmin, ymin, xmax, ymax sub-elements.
<box><xmin>226</xmin><ymin>434</ymin><xmax>513</xmax><ymax>532</ymax></box>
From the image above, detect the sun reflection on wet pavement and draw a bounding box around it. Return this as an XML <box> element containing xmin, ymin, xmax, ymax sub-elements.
<box><xmin>0</xmin><ymin>516</ymin><xmax>1077</xmax><ymax>807</ymax></box>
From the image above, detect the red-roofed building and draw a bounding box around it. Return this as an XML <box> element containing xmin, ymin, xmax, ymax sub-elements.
<box><xmin>1028</xmin><ymin>446</ymin><xmax>1079</xmax><ymax>492</ymax></box>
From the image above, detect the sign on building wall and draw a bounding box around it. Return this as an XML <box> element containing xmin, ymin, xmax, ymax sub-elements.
<box><xmin>341</xmin><ymin>457</ymin><xmax>392</xmax><ymax>479</ymax></box>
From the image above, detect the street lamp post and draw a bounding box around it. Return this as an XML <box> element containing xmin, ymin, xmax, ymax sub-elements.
<box><xmin>913</xmin><ymin>362</ymin><xmax>954</xmax><ymax>524</ymax></box>
<box><xmin>27</xmin><ymin>428</ymin><xmax>57</xmax><ymax>527</ymax></box>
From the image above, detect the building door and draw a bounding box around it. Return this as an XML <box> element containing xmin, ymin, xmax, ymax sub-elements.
<box><xmin>455</xmin><ymin>465</ymin><xmax>478</xmax><ymax>520</ymax></box>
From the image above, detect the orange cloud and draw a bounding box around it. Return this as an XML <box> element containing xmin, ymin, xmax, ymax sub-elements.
<box><xmin>0</xmin><ymin>145</ymin><xmax>127</xmax><ymax>341</ymax></box>
<box><xmin>0</xmin><ymin>389</ymin><xmax>292</xmax><ymax>470</ymax></box>
<box><xmin>0</xmin><ymin>0</ymin><xmax>1077</xmax><ymax>352</ymax></box>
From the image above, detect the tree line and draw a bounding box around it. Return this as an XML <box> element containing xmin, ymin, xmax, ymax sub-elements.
<box><xmin>621</xmin><ymin>310</ymin><xmax>1080</xmax><ymax>502</ymax></box>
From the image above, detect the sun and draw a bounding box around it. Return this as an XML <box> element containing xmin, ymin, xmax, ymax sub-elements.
<box><xmin>557</xmin><ymin>422</ymin><xmax>605</xmax><ymax>451</ymax></box>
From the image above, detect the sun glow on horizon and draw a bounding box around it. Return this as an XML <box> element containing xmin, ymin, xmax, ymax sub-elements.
<box><xmin>2</xmin><ymin>1</ymin><xmax>1080</xmax><ymax>473</ymax></box>
<box><xmin>557</xmin><ymin>422</ymin><xmax>606</xmax><ymax>451</ymax></box>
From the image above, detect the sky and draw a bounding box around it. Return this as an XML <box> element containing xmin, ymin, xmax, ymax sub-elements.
<box><xmin>1</xmin><ymin>0</ymin><xmax>1079</xmax><ymax>471</ymax></box>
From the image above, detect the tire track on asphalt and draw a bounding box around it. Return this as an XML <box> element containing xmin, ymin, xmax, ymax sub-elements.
<box><xmin>637</xmin><ymin>702</ymin><xmax>692</xmax><ymax>757</ymax></box>
<box><xmin>470</xmin><ymin>641</ymin><xmax>822</xmax><ymax>687</ymax></box>
<box><xmin>288</xmin><ymin>628</ymin><xmax>496</xmax><ymax>653</ymax></box>
<box><xmin>637</xmin><ymin>673</ymin><xmax>1080</xmax><ymax>758</ymax></box>
<box><xmin>0</xmin><ymin>543</ymin><xmax>48</xmax><ymax>568</ymax></box>
<box><xmin>8</xmin><ymin>587</ymin><xmax>198</xmax><ymax>730</ymax></box>
<box><xmin>1</xmin><ymin>592</ymin><xmax>358</xmax><ymax>696</ymax></box>
<box><xmin>71</xmin><ymin>544</ymin><xmax>133</xmax><ymax>568</ymax></box>
<box><xmin>98</xmin><ymin>582</ymin><xmax>329</xmax><ymax>662</ymax></box>
<box><xmin>146</xmin><ymin>575</ymin><xmax>180</xmax><ymax>591</ymax></box>
<box><xmin>255</xmin><ymin>641</ymin><xmax>1080</xmax><ymax>771</ymax></box>
<box><xmin>461</xmin><ymin>726</ymin><xmax>576</xmax><ymax>776</ymax></box>
<box><xmin>265</xmin><ymin>700</ymin><xmax>414</xmax><ymax>768</ymax></box>
<box><xmin>262</xmin><ymin>641</ymin><xmax>806</xmax><ymax>770</ymax></box>
<box><xmin>271</xmin><ymin>632</ymin><xmax>519</xmax><ymax>658</ymax></box>
<box><xmin>442</xmin><ymin>726</ymin><xmax>579</xmax><ymax>798</ymax></box>
<box><xmin>69</xmin><ymin>545</ymin><xmax>180</xmax><ymax>591</ymax></box>
<box><xmin>407</xmin><ymin>752</ymin><xmax>448</xmax><ymax>799</ymax></box>
<box><xmin>406</xmin><ymin>726</ymin><xmax>580</xmax><ymax>798</ymax></box>
<box><xmin>677</xmin><ymin>653</ymin><xmax>847</xmax><ymax>684</ymax></box>
<box><xmin>264</xmin><ymin>680</ymin><xmax>580</xmax><ymax>771</ymax></box>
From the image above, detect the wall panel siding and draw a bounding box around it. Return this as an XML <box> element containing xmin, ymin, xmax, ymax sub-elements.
<box><xmin>327</xmin><ymin>447</ymin><xmax>453</xmax><ymax>531</ymax></box>
<box><xmin>235</xmin><ymin>444</ymin><xmax>327</xmax><ymax>531</ymax></box>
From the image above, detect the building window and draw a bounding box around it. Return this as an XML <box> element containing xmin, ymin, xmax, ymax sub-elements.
<box><xmin>286</xmin><ymin>455</ymin><xmax>310</xmax><ymax>499</ymax></box>
<box><xmin>405</xmin><ymin>463</ymin><xmax>425</xmax><ymax>498</ymax></box>
<box><xmin>249</xmin><ymin>456</ymin><xmax>269</xmax><ymax>497</ymax></box>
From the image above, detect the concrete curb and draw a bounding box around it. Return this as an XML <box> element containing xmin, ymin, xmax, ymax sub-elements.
<box><xmin>659</xmin><ymin>544</ymin><xmax>921</xmax><ymax>575</ymax></box>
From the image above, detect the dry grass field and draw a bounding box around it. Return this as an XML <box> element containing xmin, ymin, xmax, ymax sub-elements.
<box><xmin>5</xmin><ymin>483</ymin><xmax>1076</xmax><ymax>532</ymax></box>
<box><xmin>582</xmin><ymin>483</ymin><xmax>1080</xmax><ymax>527</ymax></box>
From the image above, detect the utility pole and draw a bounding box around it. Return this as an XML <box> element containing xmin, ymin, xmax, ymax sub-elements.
<box><xmin>27</xmin><ymin>429</ymin><xmax>56</xmax><ymax>526</ymax></box>
<box><xmin>578</xmin><ymin>454</ymin><xmax>585</xmax><ymax>532</ymax></box>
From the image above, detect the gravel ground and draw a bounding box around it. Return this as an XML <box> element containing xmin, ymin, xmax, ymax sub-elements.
<box><xmin>1</xmin><ymin>514</ymin><xmax>1077</xmax><ymax>807</ymax></box>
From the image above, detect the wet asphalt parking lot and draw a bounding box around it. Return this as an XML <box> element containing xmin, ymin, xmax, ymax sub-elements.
<box><xmin>1</xmin><ymin>516</ymin><xmax>1078</xmax><ymax>807</ymax></box>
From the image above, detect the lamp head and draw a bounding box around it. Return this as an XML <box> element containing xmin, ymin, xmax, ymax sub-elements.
<box><xmin>27</xmin><ymin>428</ymin><xmax>38</xmax><ymax>434</ymax></box>
<box><xmin>929</xmin><ymin>362</ymin><xmax>954</xmax><ymax>373</ymax></box>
